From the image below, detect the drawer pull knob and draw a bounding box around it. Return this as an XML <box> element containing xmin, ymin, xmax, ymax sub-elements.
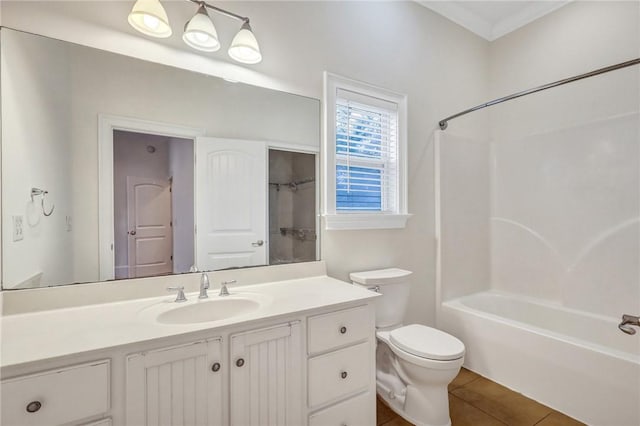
<box><xmin>26</xmin><ymin>401</ymin><xmax>42</xmax><ymax>413</ymax></box>
<box><xmin>211</xmin><ymin>362</ymin><xmax>221</xmax><ymax>372</ymax></box>
<box><xmin>340</xmin><ymin>371</ymin><xmax>348</xmax><ymax>379</ymax></box>
<box><xmin>236</xmin><ymin>358</ymin><xmax>245</xmax><ymax>367</ymax></box>
<box><xmin>340</xmin><ymin>326</ymin><xmax>347</xmax><ymax>334</ymax></box>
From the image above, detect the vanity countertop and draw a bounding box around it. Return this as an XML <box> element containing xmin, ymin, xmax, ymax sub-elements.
<box><xmin>0</xmin><ymin>276</ymin><xmax>378</xmax><ymax>369</ymax></box>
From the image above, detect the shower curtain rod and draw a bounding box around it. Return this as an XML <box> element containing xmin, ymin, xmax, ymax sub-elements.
<box><xmin>438</xmin><ymin>57</ymin><xmax>640</xmax><ymax>131</ymax></box>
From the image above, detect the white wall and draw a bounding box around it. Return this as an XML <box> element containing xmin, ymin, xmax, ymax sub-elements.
<box><xmin>1</xmin><ymin>29</ymin><xmax>73</xmax><ymax>288</ymax></box>
<box><xmin>0</xmin><ymin>1</ymin><xmax>490</xmax><ymax>327</ymax></box>
<box><xmin>487</xmin><ymin>1</ymin><xmax>639</xmax><ymax>317</ymax></box>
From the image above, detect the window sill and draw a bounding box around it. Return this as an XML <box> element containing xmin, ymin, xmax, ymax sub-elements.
<box><xmin>323</xmin><ymin>213</ymin><xmax>412</xmax><ymax>230</ymax></box>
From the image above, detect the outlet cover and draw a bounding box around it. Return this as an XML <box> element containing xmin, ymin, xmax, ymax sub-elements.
<box><xmin>12</xmin><ymin>215</ymin><xmax>24</xmax><ymax>241</ymax></box>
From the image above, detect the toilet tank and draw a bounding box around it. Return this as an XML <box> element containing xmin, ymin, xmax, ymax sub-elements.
<box><xmin>350</xmin><ymin>268</ymin><xmax>413</xmax><ymax>328</ymax></box>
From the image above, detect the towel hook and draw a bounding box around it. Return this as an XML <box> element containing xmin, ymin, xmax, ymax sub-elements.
<box><xmin>30</xmin><ymin>188</ymin><xmax>55</xmax><ymax>217</ymax></box>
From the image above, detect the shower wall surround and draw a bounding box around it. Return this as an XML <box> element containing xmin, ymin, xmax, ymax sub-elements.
<box><xmin>440</xmin><ymin>1</ymin><xmax>639</xmax><ymax>318</ymax></box>
<box><xmin>487</xmin><ymin>0</ymin><xmax>640</xmax><ymax>317</ymax></box>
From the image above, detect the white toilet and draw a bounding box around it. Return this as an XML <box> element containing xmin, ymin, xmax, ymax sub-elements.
<box><xmin>350</xmin><ymin>268</ymin><xmax>465</xmax><ymax>426</ymax></box>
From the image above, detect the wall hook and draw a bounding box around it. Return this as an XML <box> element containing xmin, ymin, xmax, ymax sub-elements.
<box><xmin>31</xmin><ymin>188</ymin><xmax>55</xmax><ymax>217</ymax></box>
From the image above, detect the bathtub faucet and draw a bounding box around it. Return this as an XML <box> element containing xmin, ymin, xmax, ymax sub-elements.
<box><xmin>618</xmin><ymin>314</ymin><xmax>640</xmax><ymax>335</ymax></box>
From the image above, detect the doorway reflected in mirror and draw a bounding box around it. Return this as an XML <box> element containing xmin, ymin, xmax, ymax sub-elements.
<box><xmin>269</xmin><ymin>150</ymin><xmax>317</xmax><ymax>265</ymax></box>
<box><xmin>113</xmin><ymin>130</ymin><xmax>194</xmax><ymax>279</ymax></box>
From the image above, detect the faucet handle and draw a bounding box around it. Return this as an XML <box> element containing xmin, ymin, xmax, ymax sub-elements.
<box><xmin>219</xmin><ymin>280</ymin><xmax>236</xmax><ymax>296</ymax></box>
<box><xmin>167</xmin><ymin>286</ymin><xmax>187</xmax><ymax>302</ymax></box>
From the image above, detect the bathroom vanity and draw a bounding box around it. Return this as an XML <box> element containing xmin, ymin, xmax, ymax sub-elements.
<box><xmin>0</xmin><ymin>262</ymin><xmax>378</xmax><ymax>426</ymax></box>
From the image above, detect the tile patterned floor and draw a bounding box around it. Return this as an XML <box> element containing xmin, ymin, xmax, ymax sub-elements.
<box><xmin>376</xmin><ymin>368</ymin><xmax>585</xmax><ymax>426</ymax></box>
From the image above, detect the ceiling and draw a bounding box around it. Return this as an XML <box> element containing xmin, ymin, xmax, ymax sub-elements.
<box><xmin>418</xmin><ymin>1</ymin><xmax>571</xmax><ymax>41</ymax></box>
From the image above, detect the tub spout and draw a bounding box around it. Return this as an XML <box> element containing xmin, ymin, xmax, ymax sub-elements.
<box><xmin>618</xmin><ymin>314</ymin><xmax>640</xmax><ymax>335</ymax></box>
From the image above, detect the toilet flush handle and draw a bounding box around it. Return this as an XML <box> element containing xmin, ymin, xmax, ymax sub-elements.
<box><xmin>367</xmin><ymin>285</ymin><xmax>380</xmax><ymax>293</ymax></box>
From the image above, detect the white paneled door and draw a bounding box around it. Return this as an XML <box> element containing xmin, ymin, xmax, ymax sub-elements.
<box><xmin>230</xmin><ymin>323</ymin><xmax>302</xmax><ymax>426</ymax></box>
<box><xmin>126</xmin><ymin>339</ymin><xmax>223</xmax><ymax>426</ymax></box>
<box><xmin>126</xmin><ymin>176</ymin><xmax>173</xmax><ymax>278</ymax></box>
<box><xmin>195</xmin><ymin>137</ymin><xmax>267</xmax><ymax>271</ymax></box>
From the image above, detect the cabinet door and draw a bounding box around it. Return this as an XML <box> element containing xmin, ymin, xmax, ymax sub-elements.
<box><xmin>126</xmin><ymin>339</ymin><xmax>223</xmax><ymax>426</ymax></box>
<box><xmin>230</xmin><ymin>322</ymin><xmax>302</xmax><ymax>426</ymax></box>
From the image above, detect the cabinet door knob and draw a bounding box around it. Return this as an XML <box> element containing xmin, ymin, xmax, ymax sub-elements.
<box><xmin>211</xmin><ymin>362</ymin><xmax>221</xmax><ymax>372</ymax></box>
<box><xmin>340</xmin><ymin>326</ymin><xmax>347</xmax><ymax>334</ymax></box>
<box><xmin>340</xmin><ymin>371</ymin><xmax>348</xmax><ymax>379</ymax></box>
<box><xmin>26</xmin><ymin>401</ymin><xmax>42</xmax><ymax>413</ymax></box>
<box><xmin>236</xmin><ymin>358</ymin><xmax>245</xmax><ymax>367</ymax></box>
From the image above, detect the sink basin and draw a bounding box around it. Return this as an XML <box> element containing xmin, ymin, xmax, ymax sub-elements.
<box><xmin>155</xmin><ymin>297</ymin><xmax>261</xmax><ymax>325</ymax></box>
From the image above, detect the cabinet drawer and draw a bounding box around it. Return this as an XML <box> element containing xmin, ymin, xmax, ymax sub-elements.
<box><xmin>309</xmin><ymin>392</ymin><xmax>374</xmax><ymax>426</ymax></box>
<box><xmin>308</xmin><ymin>342</ymin><xmax>371</xmax><ymax>408</ymax></box>
<box><xmin>1</xmin><ymin>360</ymin><xmax>110</xmax><ymax>426</ymax></box>
<box><xmin>308</xmin><ymin>305</ymin><xmax>371</xmax><ymax>354</ymax></box>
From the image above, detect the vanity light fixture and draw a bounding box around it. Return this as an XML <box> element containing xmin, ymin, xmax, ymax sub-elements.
<box><xmin>128</xmin><ymin>0</ymin><xmax>262</xmax><ymax>64</ymax></box>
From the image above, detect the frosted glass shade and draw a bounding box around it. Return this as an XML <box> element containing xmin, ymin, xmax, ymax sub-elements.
<box><xmin>183</xmin><ymin>5</ymin><xmax>220</xmax><ymax>52</ymax></box>
<box><xmin>228</xmin><ymin>22</ymin><xmax>262</xmax><ymax>64</ymax></box>
<box><xmin>128</xmin><ymin>0</ymin><xmax>172</xmax><ymax>38</ymax></box>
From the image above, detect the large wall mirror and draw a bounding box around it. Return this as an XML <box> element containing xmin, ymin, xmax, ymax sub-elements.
<box><xmin>1</xmin><ymin>28</ymin><xmax>320</xmax><ymax>290</ymax></box>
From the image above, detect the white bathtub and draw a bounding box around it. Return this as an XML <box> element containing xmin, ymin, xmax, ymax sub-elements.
<box><xmin>440</xmin><ymin>291</ymin><xmax>640</xmax><ymax>426</ymax></box>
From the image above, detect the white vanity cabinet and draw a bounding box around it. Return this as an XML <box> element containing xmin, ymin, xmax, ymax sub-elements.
<box><xmin>126</xmin><ymin>338</ymin><xmax>224</xmax><ymax>426</ymax></box>
<box><xmin>125</xmin><ymin>321</ymin><xmax>303</xmax><ymax>426</ymax></box>
<box><xmin>1</xmin><ymin>276</ymin><xmax>378</xmax><ymax>426</ymax></box>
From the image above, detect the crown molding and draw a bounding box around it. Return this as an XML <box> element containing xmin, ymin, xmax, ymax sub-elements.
<box><xmin>418</xmin><ymin>1</ymin><xmax>571</xmax><ymax>42</ymax></box>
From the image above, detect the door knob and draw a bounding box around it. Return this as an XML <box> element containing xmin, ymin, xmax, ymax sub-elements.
<box><xmin>251</xmin><ymin>240</ymin><xmax>264</xmax><ymax>247</ymax></box>
<box><xmin>129</xmin><ymin>230</ymin><xmax>137</xmax><ymax>236</ymax></box>
<box><xmin>26</xmin><ymin>401</ymin><xmax>42</xmax><ymax>413</ymax></box>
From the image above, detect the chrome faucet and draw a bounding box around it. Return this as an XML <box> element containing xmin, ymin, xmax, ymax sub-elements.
<box><xmin>219</xmin><ymin>280</ymin><xmax>236</xmax><ymax>296</ymax></box>
<box><xmin>199</xmin><ymin>272</ymin><xmax>210</xmax><ymax>299</ymax></box>
<box><xmin>619</xmin><ymin>314</ymin><xmax>640</xmax><ymax>335</ymax></box>
<box><xmin>167</xmin><ymin>286</ymin><xmax>187</xmax><ymax>302</ymax></box>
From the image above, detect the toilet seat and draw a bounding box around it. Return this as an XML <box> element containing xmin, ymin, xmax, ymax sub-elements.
<box><xmin>389</xmin><ymin>324</ymin><xmax>465</xmax><ymax>361</ymax></box>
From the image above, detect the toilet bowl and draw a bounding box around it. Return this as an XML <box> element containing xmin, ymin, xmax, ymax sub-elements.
<box><xmin>351</xmin><ymin>269</ymin><xmax>465</xmax><ymax>426</ymax></box>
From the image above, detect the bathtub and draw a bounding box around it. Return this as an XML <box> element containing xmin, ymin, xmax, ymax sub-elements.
<box><xmin>440</xmin><ymin>291</ymin><xmax>640</xmax><ymax>426</ymax></box>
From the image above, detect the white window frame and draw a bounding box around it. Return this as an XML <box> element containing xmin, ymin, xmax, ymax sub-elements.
<box><xmin>323</xmin><ymin>72</ymin><xmax>411</xmax><ymax>230</ymax></box>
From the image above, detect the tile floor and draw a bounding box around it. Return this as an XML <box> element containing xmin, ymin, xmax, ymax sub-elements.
<box><xmin>376</xmin><ymin>368</ymin><xmax>585</xmax><ymax>426</ymax></box>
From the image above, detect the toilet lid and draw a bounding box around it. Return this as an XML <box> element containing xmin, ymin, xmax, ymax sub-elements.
<box><xmin>389</xmin><ymin>324</ymin><xmax>465</xmax><ymax>361</ymax></box>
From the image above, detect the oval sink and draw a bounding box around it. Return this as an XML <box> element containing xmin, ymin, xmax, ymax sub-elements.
<box><xmin>156</xmin><ymin>298</ymin><xmax>260</xmax><ymax>325</ymax></box>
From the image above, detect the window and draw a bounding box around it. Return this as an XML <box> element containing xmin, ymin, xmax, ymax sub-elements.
<box><xmin>324</xmin><ymin>73</ymin><xmax>410</xmax><ymax>230</ymax></box>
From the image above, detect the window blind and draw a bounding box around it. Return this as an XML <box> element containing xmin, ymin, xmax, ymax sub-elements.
<box><xmin>335</xmin><ymin>88</ymin><xmax>399</xmax><ymax>212</ymax></box>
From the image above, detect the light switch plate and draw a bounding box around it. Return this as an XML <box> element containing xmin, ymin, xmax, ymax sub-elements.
<box><xmin>12</xmin><ymin>215</ymin><xmax>24</xmax><ymax>241</ymax></box>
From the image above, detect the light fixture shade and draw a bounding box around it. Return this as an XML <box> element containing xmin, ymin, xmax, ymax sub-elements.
<box><xmin>228</xmin><ymin>21</ymin><xmax>262</xmax><ymax>64</ymax></box>
<box><xmin>128</xmin><ymin>0</ymin><xmax>172</xmax><ymax>38</ymax></box>
<box><xmin>183</xmin><ymin>5</ymin><xmax>220</xmax><ymax>52</ymax></box>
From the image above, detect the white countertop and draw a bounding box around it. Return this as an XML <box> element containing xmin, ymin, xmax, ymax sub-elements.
<box><xmin>0</xmin><ymin>276</ymin><xmax>377</xmax><ymax>369</ymax></box>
